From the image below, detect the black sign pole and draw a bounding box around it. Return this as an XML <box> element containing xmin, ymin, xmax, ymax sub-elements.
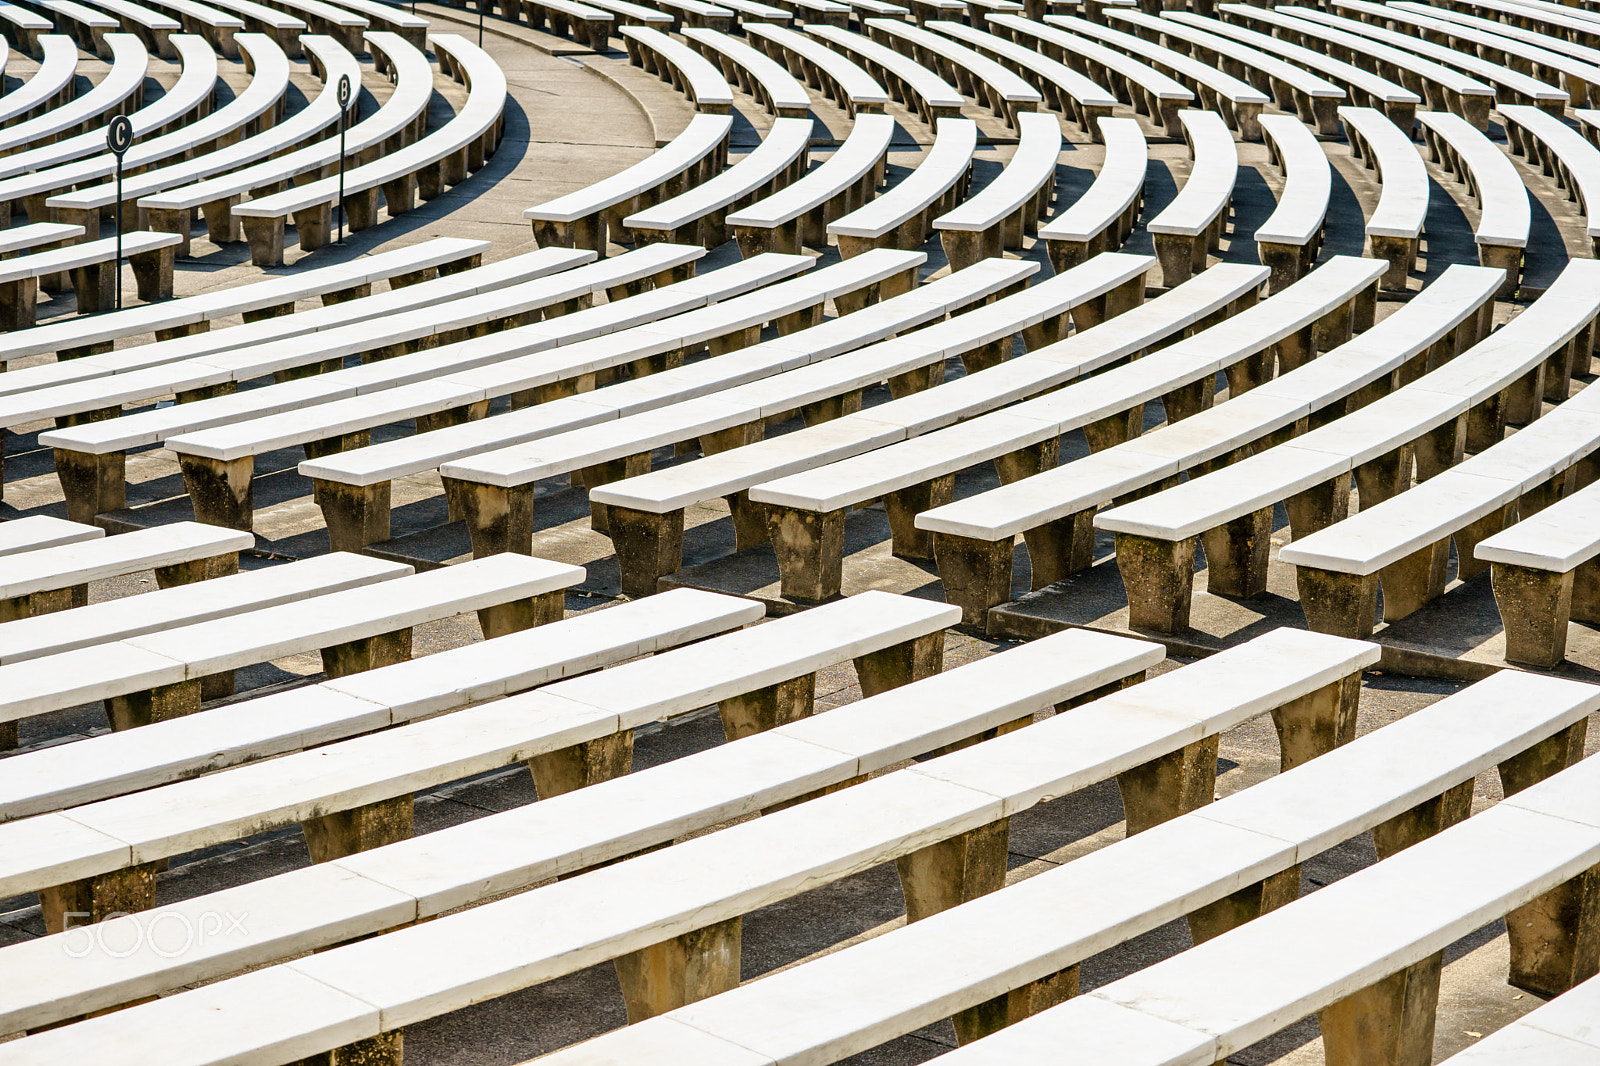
<box><xmin>478</xmin><ymin>0</ymin><xmax>484</xmax><ymax>46</ymax></box>
<box><xmin>337</xmin><ymin>74</ymin><xmax>351</xmax><ymax>246</ymax></box>
<box><xmin>105</xmin><ymin>116</ymin><xmax>134</xmax><ymax>312</ymax></box>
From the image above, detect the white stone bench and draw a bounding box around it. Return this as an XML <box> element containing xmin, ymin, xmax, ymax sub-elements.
<box><xmin>0</xmin><ymin>628</ymin><xmax>1377</xmax><ymax>1066</ymax></box>
<box><xmin>1146</xmin><ymin>108</ymin><xmax>1237</xmax><ymax>284</ymax></box>
<box><xmin>0</xmin><ymin>590</ymin><xmax>950</xmax><ymax>939</ymax></box>
<box><xmin>1297</xmin><ymin>2</ymin><xmax>1569</xmax><ymax>114</ymax></box>
<box><xmin>933</xmin><ymin>109</ymin><xmax>1059</xmax><ymax>271</ymax></box>
<box><xmin>256</xmin><ymin>0</ymin><xmax>365</xmax><ymax>49</ymax></box>
<box><xmin>1038</xmin><ymin>115</ymin><xmax>1146</xmax><ymax>272</ymax></box>
<box><xmin>745</xmin><ymin>21</ymin><xmax>889</xmax><ymax>116</ymax></box>
<box><xmin>865</xmin><ymin>17</ymin><xmax>1042</xmax><ymax>127</ymax></box>
<box><xmin>917</xmin><ymin>262</ymin><xmax>1494</xmax><ymax>624</ymax></box>
<box><xmin>621</xmin><ymin>25</ymin><xmax>734</xmax><ymax>113</ymax></box>
<box><xmin>232</xmin><ymin>35</ymin><xmax>506</xmax><ymax>265</ymax></box>
<box><xmin>33</xmin><ymin>0</ymin><xmax>118</xmax><ymax>54</ymax></box>
<box><xmin>0</xmin><ymin>35</ymin><xmax>77</xmax><ymax>125</ymax></box>
<box><xmin>0</xmin><ymin>1</ymin><xmax>56</xmax><ymax>58</ymax></box>
<box><xmin>24</xmin><ymin>244</ymin><xmax>705</xmax><ymax>523</ymax></box>
<box><xmin>0</xmin><ymin>229</ymin><xmax>181</xmax><ymax>328</ymax></box>
<box><xmin>925</xmin><ymin>741</ymin><xmax>1600</xmax><ymax>1066</ymax></box>
<box><xmin>0</xmin><ymin>234</ymin><xmax>488</xmax><ymax>372</ymax></box>
<box><xmin>828</xmin><ymin>116</ymin><xmax>976</xmax><ymax>257</ymax></box>
<box><xmin>516</xmin><ymin>0</ymin><xmax>612</xmax><ymax>50</ymax></box>
<box><xmin>928</xmin><ymin>19</ymin><xmax>1117</xmax><ymax>141</ymax></box>
<box><xmin>0</xmin><ymin>33</ymin><xmax>146</xmax><ymax>155</ymax></box>
<box><xmin>1501</xmin><ymin>103</ymin><xmax>1600</xmax><ymax>255</ymax></box>
<box><xmin>727</xmin><ymin>111</ymin><xmax>894</xmax><ymax>256</ymax></box>
<box><xmin>36</xmin><ymin>34</ymin><xmax>324</xmax><ymax>253</ymax></box>
<box><xmin>0</xmin><ymin>222</ymin><xmax>84</xmax><ymax>258</ymax></box>
<box><xmin>329</xmin><ymin>0</ymin><xmax>425</xmax><ymax>46</ymax></box>
<box><xmin>587</xmin><ymin>253</ymin><xmax>1205</xmax><ymax>599</ymax></box>
<box><xmin>1396</xmin><ymin>0</ymin><xmax>1600</xmax><ymax>92</ymax></box>
<box><xmin>684</xmin><ymin>26</ymin><xmax>810</xmax><ymax>117</ymax></box>
<box><xmin>1418</xmin><ymin>109</ymin><xmax>1531</xmax><ymax>297</ymax></box>
<box><xmin>199</xmin><ymin>0</ymin><xmax>306</xmax><ymax>54</ymax></box>
<box><xmin>754</xmin><ymin>257</ymin><xmax>1383</xmax><ymax>611</ymax></box>
<box><xmin>785</xmin><ymin>0</ymin><xmax>851</xmax><ymax>28</ymax></box>
<box><xmin>0</xmin><ymin>622</ymin><xmax>1156</xmax><ymax>1037</ymax></box>
<box><xmin>716</xmin><ymin>0</ymin><xmax>793</xmax><ymax>26</ymax></box>
<box><xmin>1114</xmin><ymin>8</ymin><xmax>1344</xmax><ymax>136</ymax></box>
<box><xmin>1280</xmin><ymin>385</ymin><xmax>1600</xmax><ymax>643</ymax></box>
<box><xmin>1446</xmin><ymin>0</ymin><xmax>1600</xmax><ymax>51</ymax></box>
<box><xmin>1048</xmin><ymin>13</ymin><xmax>1270</xmax><ymax>140</ymax></box>
<box><xmin>1439</xmin><ymin>973</ymin><xmax>1600</xmax><ymax>1065</ymax></box>
<box><xmin>649</xmin><ymin>0</ymin><xmax>736</xmax><ymax>32</ymax></box>
<box><xmin>1096</xmin><ymin>258</ymin><xmax>1600</xmax><ymax>636</ymax></box>
<box><xmin>532</xmin><ymin>665</ymin><xmax>1594</xmax><ymax>1066</ymax></box>
<box><xmin>1222</xmin><ymin>4</ymin><xmax>1496</xmax><ymax>131</ymax></box>
<box><xmin>1170</xmin><ymin>10</ymin><xmax>1419</xmax><ymax>133</ymax></box>
<box><xmin>624</xmin><ymin>117</ymin><xmax>815</xmax><ymax>247</ymax></box>
<box><xmin>137</xmin><ymin>31</ymin><xmax>433</xmax><ymax>258</ymax></box>
<box><xmin>1341</xmin><ymin>104</ymin><xmax>1430</xmax><ymax>291</ymax></box>
<box><xmin>0</xmin><ymin>586</ymin><xmax>756</xmax><ymax>821</ymax></box>
<box><xmin>961</xmin><ymin>0</ymin><xmax>1022</xmax><ymax>31</ymax></box>
<box><xmin>145</xmin><ymin>0</ymin><xmax>249</xmax><ymax>55</ymax></box>
<box><xmin>575</xmin><ymin>0</ymin><xmax>672</xmax><ymax>37</ymax></box>
<box><xmin>1255</xmin><ymin>112</ymin><xmax>1331</xmax><ymax>292</ymax></box>
<box><xmin>989</xmin><ymin>14</ymin><xmax>1192</xmax><ymax>136</ymax></box>
<box><xmin>300</xmin><ymin>256</ymin><xmax>1028</xmax><ymax>553</ymax></box>
<box><xmin>1476</xmin><ymin>477</ymin><xmax>1600</xmax><ymax>668</ymax></box>
<box><xmin>135</xmin><ymin>252</ymin><xmax>904</xmax><ymax>532</ymax></box>
<box><xmin>807</xmin><ymin>22</ymin><xmax>966</xmax><ymax>125</ymax></box>
<box><xmin>1348</xmin><ymin>0</ymin><xmax>1600</xmax><ymax>110</ymax></box>
<box><xmin>80</xmin><ymin>0</ymin><xmax>184</xmax><ymax>56</ymax></box>
<box><xmin>527</xmin><ymin>113</ymin><xmax>733</xmax><ymax>253</ymax></box>
<box><xmin>0</xmin><ymin>552</ymin><xmax>583</xmax><ymax>765</ymax></box>
<box><xmin>0</xmin><ymin>516</ymin><xmax>102</xmax><ymax>559</ymax></box>
<box><xmin>0</xmin><ymin>520</ymin><xmax>252</xmax><ymax>664</ymax></box>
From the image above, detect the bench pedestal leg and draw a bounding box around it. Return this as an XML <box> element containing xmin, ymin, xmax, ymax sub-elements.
<box><xmin>108</xmin><ymin>679</ymin><xmax>202</xmax><ymax>730</ymax></box>
<box><xmin>895</xmin><ymin>818</ymin><xmax>1010</xmax><ymax>924</ymax></box>
<box><xmin>952</xmin><ymin>965</ymin><xmax>1078</xmax><ymax>1045</ymax></box>
<box><xmin>1</xmin><ymin>586</ymin><xmax>82</xmax><ymax>622</ymax></box>
<box><xmin>853</xmin><ymin>630</ymin><xmax>944</xmax><ymax>697</ymax></box>
<box><xmin>1491</xmin><ymin>563</ymin><xmax>1574</xmax><ymax>669</ymax></box>
<box><xmin>1114</xmin><ymin>532</ymin><xmax>1197</xmax><ymax>635</ymax></box>
<box><xmin>767</xmin><ymin>506</ymin><xmax>846</xmax><ymax>604</ymax></box>
<box><xmin>1507</xmin><ymin>864</ymin><xmax>1600</xmax><ymax>998</ymax></box>
<box><xmin>0</xmin><ymin>276</ymin><xmax>36</xmax><ymax>330</ymax></box>
<box><xmin>1373</xmin><ymin>779</ymin><xmax>1473</xmax><ymax>860</ymax></box>
<box><xmin>1377</xmin><ymin>539</ymin><xmax>1450</xmax><ymax>622</ymax></box>
<box><xmin>1186</xmin><ymin>865</ymin><xmax>1300</xmax><ymax>945</ymax></box>
<box><xmin>528</xmin><ymin>731</ymin><xmax>633</xmax><ymax>799</ymax></box>
<box><xmin>885</xmin><ymin>475</ymin><xmax>954</xmax><ymax>560</ymax></box>
<box><xmin>39</xmin><ymin>862</ymin><xmax>162</xmax><ymax>934</ymax></box>
<box><xmin>614</xmin><ymin>916</ymin><xmax>741</xmax><ymax>1024</ymax></box>
<box><xmin>718</xmin><ymin>673</ymin><xmax>816</xmax><ymax>741</ymax></box>
<box><xmin>302</xmin><ymin>794</ymin><xmax>413</xmax><ymax>863</ymax></box>
<box><xmin>1319</xmin><ymin>950</ymin><xmax>1443</xmax><ymax>1066</ymax></box>
<box><xmin>448</xmin><ymin>479</ymin><xmax>535</xmax><ymax>558</ymax></box>
<box><xmin>1198</xmin><ymin>505</ymin><xmax>1272</xmax><ymax>600</ymax></box>
<box><xmin>293</xmin><ymin>1032</ymin><xmax>403</xmax><ymax>1066</ymax></box>
<box><xmin>1285</xmin><ymin>472</ymin><xmax>1351</xmax><ymax>540</ymax></box>
<box><xmin>294</xmin><ymin>205</ymin><xmax>332</xmax><ymax>252</ymax></box>
<box><xmin>179</xmin><ymin>454</ymin><xmax>255</xmax><ymax>531</ymax></box>
<box><xmin>129</xmin><ymin>248</ymin><xmax>175</xmax><ymax>302</ymax></box>
<box><xmin>1270</xmin><ymin>672</ymin><xmax>1362</xmax><ymax>772</ymax></box>
<box><xmin>315</xmin><ymin>479</ymin><xmax>392</xmax><ymax>553</ymax></box>
<box><xmin>200</xmin><ymin>198</ymin><xmax>242</xmax><ymax>245</ymax></box>
<box><xmin>321</xmin><ymin>628</ymin><xmax>412</xmax><ymax>678</ymax></box>
<box><xmin>933</xmin><ymin>533</ymin><xmax>1014</xmax><ymax>628</ymax></box>
<box><xmin>610</xmin><ymin>506</ymin><xmax>684</xmax><ymax>599</ymax></box>
<box><xmin>1116</xmin><ymin>734</ymin><xmax>1218</xmax><ymax>835</ymax></box>
<box><xmin>1025</xmin><ymin>511</ymin><xmax>1096</xmax><ymax>592</ymax></box>
<box><xmin>583</xmin><ymin>453</ymin><xmax>652</xmax><ymax>534</ymax></box>
<box><xmin>242</xmin><ymin>215</ymin><xmax>286</xmax><ymax>267</ymax></box>
<box><xmin>478</xmin><ymin>589</ymin><xmax>565</xmax><ymax>640</ymax></box>
<box><xmin>1295</xmin><ymin>566</ymin><xmax>1379</xmax><ymax>639</ymax></box>
<box><xmin>1500</xmin><ymin>721</ymin><xmax>1588</xmax><ymax>798</ymax></box>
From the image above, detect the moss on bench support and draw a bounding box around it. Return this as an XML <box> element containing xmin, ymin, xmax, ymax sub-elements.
<box><xmin>609</xmin><ymin>506</ymin><xmax>686</xmax><ymax>599</ymax></box>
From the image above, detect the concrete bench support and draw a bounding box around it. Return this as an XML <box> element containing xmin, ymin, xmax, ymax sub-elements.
<box><xmin>38</xmin><ymin>862</ymin><xmax>163</xmax><ymax>936</ymax></box>
<box><xmin>302</xmin><ymin>793</ymin><xmax>413</xmax><ymax>863</ymax></box>
<box><xmin>896</xmin><ymin>818</ymin><xmax>1010</xmax><ymax>925</ymax></box>
<box><xmin>614</xmin><ymin>916</ymin><xmax>742</xmax><ymax>1024</ymax></box>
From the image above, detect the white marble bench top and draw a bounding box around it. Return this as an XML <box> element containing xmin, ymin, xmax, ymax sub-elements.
<box><xmin>0</xmin><ymin>516</ymin><xmax>103</xmax><ymax>559</ymax></box>
<box><xmin>543</xmin><ymin>668</ymin><xmax>1597</xmax><ymax>1066</ymax></box>
<box><xmin>1439</xmin><ymin>973</ymin><xmax>1600</xmax><ymax>1064</ymax></box>
<box><xmin>1352</xmin><ymin>0</ymin><xmax>1600</xmax><ymax>90</ymax></box>
<box><xmin>1340</xmin><ymin>104</ymin><xmax>1429</xmax><ymax>239</ymax></box>
<box><xmin>829</xmin><ymin>117</ymin><xmax>977</xmax><ymax>237</ymax></box>
<box><xmin>729</xmin><ymin>112</ymin><xmax>895</xmax><ymax>227</ymax></box>
<box><xmin>1114</xmin><ymin>8</ymin><xmax>1343</xmax><ymax>100</ymax></box>
<box><xmin>1039</xmin><ymin>116</ymin><xmax>1146</xmax><ymax>243</ymax></box>
<box><xmin>1255</xmin><ymin>112</ymin><xmax>1332</xmax><ymax>247</ymax></box>
<box><xmin>935</xmin><ymin>110</ymin><xmax>1060</xmax><ymax>232</ymax></box>
<box><xmin>684</xmin><ymin>27</ymin><xmax>810</xmax><ymax>112</ymax></box>
<box><xmin>1050</xmin><ymin>13</ymin><xmax>1270</xmax><ymax>106</ymax></box>
<box><xmin>926</xmin><ymin>747</ymin><xmax>1600</xmax><ymax>1066</ymax></box>
<box><xmin>527</xmin><ymin>114</ymin><xmax>733</xmax><ymax>224</ymax></box>
<box><xmin>0</xmin><ymin>522</ymin><xmax>252</xmax><ymax>600</ymax></box>
<box><xmin>995</xmin><ymin>15</ymin><xmax>1193</xmax><ymax>101</ymax></box>
<box><xmin>1500</xmin><ymin>104</ymin><xmax>1600</xmax><ymax>239</ymax></box>
<box><xmin>0</xmin><ymin>588</ymin><xmax>759</xmax><ymax>822</ymax></box>
<box><xmin>1395</xmin><ymin>0</ymin><xmax>1600</xmax><ymax>72</ymax></box>
<box><xmin>1147</xmin><ymin>109</ymin><xmax>1237</xmax><ymax>238</ymax></box>
<box><xmin>745</xmin><ymin>22</ymin><xmax>889</xmax><ymax>107</ymax></box>
<box><xmin>808</xmin><ymin>22</ymin><xmax>966</xmax><ymax>110</ymax></box>
<box><xmin>931</xmin><ymin>20</ymin><xmax>1119</xmax><ymax>109</ymax></box>
<box><xmin>626</xmin><ymin>117</ymin><xmax>815</xmax><ymax>230</ymax></box>
<box><xmin>1177</xmin><ymin>9</ymin><xmax>1418</xmax><ymax>105</ymax></box>
<box><xmin>1418</xmin><ymin>109</ymin><xmax>1533</xmax><ymax>248</ymax></box>
<box><xmin>0</xmin><ymin>35</ymin><xmax>147</xmax><ymax>155</ymax></box>
<box><xmin>622</xmin><ymin>25</ymin><xmax>735</xmax><ymax>109</ymax></box>
<box><xmin>581</xmin><ymin>0</ymin><xmax>673</xmax><ymax>24</ymax></box>
<box><xmin>0</xmin><ymin>36</ymin><xmax>76</xmax><ymax>127</ymax></box>
<box><xmin>0</xmin><ymin>230</ymin><xmax>179</xmax><ymax>284</ymax></box>
<box><xmin>920</xmin><ymin>264</ymin><xmax>1499</xmax><ymax>540</ymax></box>
<box><xmin>0</xmin><ymin>626</ymin><xmax>1158</xmax><ymax>1036</ymax></box>
<box><xmin>0</xmin><ymin>630</ymin><xmax>1374</xmax><ymax>1065</ymax></box>
<box><xmin>867</xmin><ymin>17</ymin><xmax>1043</xmax><ymax>105</ymax></box>
<box><xmin>0</xmin><ymin>235</ymin><xmax>492</xmax><ymax>370</ymax></box>
<box><xmin>1476</xmin><ymin>478</ymin><xmax>1600</xmax><ymax>571</ymax></box>
<box><xmin>0</xmin><ymin>554</ymin><xmax>585</xmax><ymax>728</ymax></box>
<box><xmin>301</xmin><ymin>257</ymin><xmax>1031</xmax><ymax>488</ymax></box>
